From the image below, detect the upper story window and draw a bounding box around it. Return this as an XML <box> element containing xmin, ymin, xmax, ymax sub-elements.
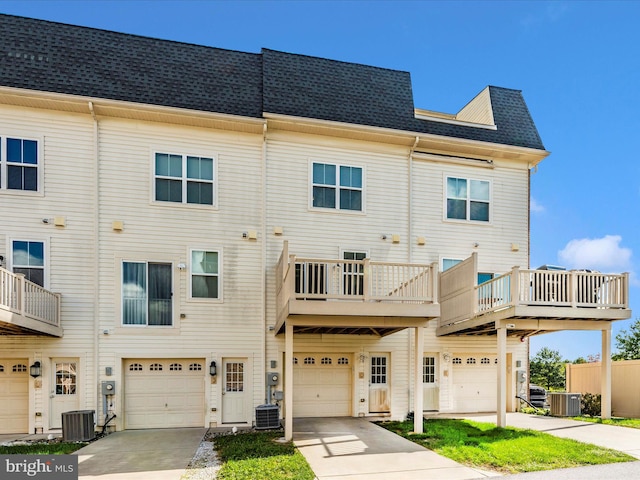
<box><xmin>0</xmin><ymin>137</ymin><xmax>40</xmax><ymax>192</ymax></box>
<box><xmin>122</xmin><ymin>261</ymin><xmax>172</xmax><ymax>326</ymax></box>
<box><xmin>12</xmin><ymin>240</ymin><xmax>45</xmax><ymax>287</ymax></box>
<box><xmin>312</xmin><ymin>162</ymin><xmax>363</xmax><ymax>211</ymax></box>
<box><xmin>154</xmin><ymin>152</ymin><xmax>215</xmax><ymax>206</ymax></box>
<box><xmin>446</xmin><ymin>176</ymin><xmax>490</xmax><ymax>222</ymax></box>
<box><xmin>190</xmin><ymin>249</ymin><xmax>221</xmax><ymax>300</ymax></box>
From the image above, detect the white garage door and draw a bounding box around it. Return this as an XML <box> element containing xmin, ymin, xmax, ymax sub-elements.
<box><xmin>124</xmin><ymin>359</ymin><xmax>205</xmax><ymax>429</ymax></box>
<box><xmin>0</xmin><ymin>359</ymin><xmax>29</xmax><ymax>434</ymax></box>
<box><xmin>293</xmin><ymin>353</ymin><xmax>352</xmax><ymax>417</ymax></box>
<box><xmin>452</xmin><ymin>354</ymin><xmax>497</xmax><ymax>412</ymax></box>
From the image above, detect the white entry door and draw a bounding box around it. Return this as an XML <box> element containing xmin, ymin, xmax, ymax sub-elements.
<box><xmin>369</xmin><ymin>354</ymin><xmax>390</xmax><ymax>413</ymax></box>
<box><xmin>222</xmin><ymin>358</ymin><xmax>248</xmax><ymax>423</ymax></box>
<box><xmin>50</xmin><ymin>360</ymin><xmax>79</xmax><ymax>429</ymax></box>
<box><xmin>423</xmin><ymin>355</ymin><xmax>439</xmax><ymax>411</ymax></box>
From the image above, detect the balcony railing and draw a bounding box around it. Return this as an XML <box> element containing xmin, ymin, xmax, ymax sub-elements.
<box><xmin>476</xmin><ymin>268</ymin><xmax>629</xmax><ymax>314</ymax></box>
<box><xmin>439</xmin><ymin>253</ymin><xmax>629</xmax><ymax>330</ymax></box>
<box><xmin>0</xmin><ymin>267</ymin><xmax>61</xmax><ymax>331</ymax></box>
<box><xmin>276</xmin><ymin>242</ymin><xmax>438</xmax><ymax>323</ymax></box>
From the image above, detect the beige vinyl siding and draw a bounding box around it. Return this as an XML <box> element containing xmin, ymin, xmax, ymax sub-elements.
<box><xmin>94</xmin><ymin>119</ymin><xmax>265</xmax><ymax>429</ymax></box>
<box><xmin>457</xmin><ymin>87</ymin><xmax>495</xmax><ymax>126</ymax></box>
<box><xmin>0</xmin><ymin>105</ymin><xmax>98</xmax><ymax>432</ymax></box>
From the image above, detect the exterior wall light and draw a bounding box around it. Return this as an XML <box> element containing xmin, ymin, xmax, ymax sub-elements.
<box><xmin>209</xmin><ymin>360</ymin><xmax>217</xmax><ymax>376</ymax></box>
<box><xmin>30</xmin><ymin>361</ymin><xmax>42</xmax><ymax>378</ymax></box>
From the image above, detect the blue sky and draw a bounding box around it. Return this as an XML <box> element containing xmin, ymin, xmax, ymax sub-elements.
<box><xmin>2</xmin><ymin>1</ymin><xmax>638</xmax><ymax>361</ymax></box>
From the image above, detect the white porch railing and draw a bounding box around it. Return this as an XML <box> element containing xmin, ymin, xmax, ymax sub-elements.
<box><xmin>476</xmin><ymin>269</ymin><xmax>629</xmax><ymax>313</ymax></box>
<box><xmin>439</xmin><ymin>253</ymin><xmax>629</xmax><ymax>329</ymax></box>
<box><xmin>0</xmin><ymin>267</ymin><xmax>61</xmax><ymax>329</ymax></box>
<box><xmin>276</xmin><ymin>242</ymin><xmax>438</xmax><ymax>319</ymax></box>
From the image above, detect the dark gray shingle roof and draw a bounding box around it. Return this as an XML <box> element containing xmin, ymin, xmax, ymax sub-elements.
<box><xmin>0</xmin><ymin>14</ymin><xmax>545</xmax><ymax>150</ymax></box>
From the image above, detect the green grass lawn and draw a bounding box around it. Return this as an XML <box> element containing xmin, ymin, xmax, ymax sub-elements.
<box><xmin>380</xmin><ymin>419</ymin><xmax>634</xmax><ymax>474</ymax></box>
<box><xmin>573</xmin><ymin>416</ymin><xmax>640</xmax><ymax>429</ymax></box>
<box><xmin>0</xmin><ymin>442</ymin><xmax>87</xmax><ymax>455</ymax></box>
<box><xmin>214</xmin><ymin>431</ymin><xmax>314</xmax><ymax>480</ymax></box>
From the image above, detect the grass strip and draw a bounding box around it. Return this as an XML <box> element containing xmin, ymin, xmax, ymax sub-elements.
<box><xmin>573</xmin><ymin>416</ymin><xmax>640</xmax><ymax>429</ymax></box>
<box><xmin>380</xmin><ymin>418</ymin><xmax>633</xmax><ymax>474</ymax></box>
<box><xmin>215</xmin><ymin>431</ymin><xmax>314</xmax><ymax>480</ymax></box>
<box><xmin>0</xmin><ymin>442</ymin><xmax>87</xmax><ymax>455</ymax></box>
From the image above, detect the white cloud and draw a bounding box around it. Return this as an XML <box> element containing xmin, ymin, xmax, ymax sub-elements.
<box><xmin>530</xmin><ymin>198</ymin><xmax>545</xmax><ymax>213</ymax></box>
<box><xmin>558</xmin><ymin>235</ymin><xmax>632</xmax><ymax>272</ymax></box>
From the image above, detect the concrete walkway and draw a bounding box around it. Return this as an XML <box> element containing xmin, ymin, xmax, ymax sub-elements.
<box><xmin>455</xmin><ymin>413</ymin><xmax>640</xmax><ymax>459</ymax></box>
<box><xmin>293</xmin><ymin>417</ymin><xmax>498</xmax><ymax>480</ymax></box>
<box><xmin>75</xmin><ymin>427</ymin><xmax>206</xmax><ymax>480</ymax></box>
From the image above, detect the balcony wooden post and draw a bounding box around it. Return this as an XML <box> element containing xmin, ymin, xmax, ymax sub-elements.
<box><xmin>363</xmin><ymin>258</ymin><xmax>370</xmax><ymax>302</ymax></box>
<box><xmin>497</xmin><ymin>326</ymin><xmax>507</xmax><ymax>427</ymax></box>
<box><xmin>510</xmin><ymin>267</ymin><xmax>520</xmax><ymax>307</ymax></box>
<box><xmin>570</xmin><ymin>271</ymin><xmax>577</xmax><ymax>308</ymax></box>
<box><xmin>430</xmin><ymin>262</ymin><xmax>438</xmax><ymax>304</ymax></box>
<box><xmin>55</xmin><ymin>293</ymin><xmax>62</xmax><ymax>327</ymax></box>
<box><xmin>16</xmin><ymin>273</ymin><xmax>26</xmax><ymax>316</ymax></box>
<box><xmin>284</xmin><ymin>322</ymin><xmax>294</xmax><ymax>441</ymax></box>
<box><xmin>601</xmin><ymin>328</ymin><xmax>612</xmax><ymax>419</ymax></box>
<box><xmin>413</xmin><ymin>326</ymin><xmax>424</xmax><ymax>434</ymax></box>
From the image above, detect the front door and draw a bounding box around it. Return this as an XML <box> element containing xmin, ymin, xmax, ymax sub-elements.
<box><xmin>50</xmin><ymin>360</ymin><xmax>79</xmax><ymax>429</ymax></box>
<box><xmin>222</xmin><ymin>358</ymin><xmax>248</xmax><ymax>423</ymax></box>
<box><xmin>423</xmin><ymin>355</ymin><xmax>439</xmax><ymax>411</ymax></box>
<box><xmin>369</xmin><ymin>354</ymin><xmax>390</xmax><ymax>413</ymax></box>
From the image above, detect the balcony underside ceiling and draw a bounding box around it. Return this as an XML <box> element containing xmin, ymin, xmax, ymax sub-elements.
<box><xmin>437</xmin><ymin>306</ymin><xmax>632</xmax><ymax>337</ymax></box>
<box><xmin>0</xmin><ymin>312</ymin><xmax>64</xmax><ymax>337</ymax></box>
<box><xmin>277</xmin><ymin>314</ymin><xmax>434</xmax><ymax>337</ymax></box>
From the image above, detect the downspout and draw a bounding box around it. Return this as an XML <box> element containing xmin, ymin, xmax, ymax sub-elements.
<box><xmin>407</xmin><ymin>136</ymin><xmax>419</xmax><ymax>414</ymax></box>
<box><xmin>261</xmin><ymin>122</ymin><xmax>268</xmax><ymax>404</ymax></box>
<box><xmin>88</xmin><ymin>102</ymin><xmax>100</xmax><ymax>424</ymax></box>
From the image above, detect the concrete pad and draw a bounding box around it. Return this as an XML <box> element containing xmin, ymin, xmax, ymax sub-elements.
<box><xmin>294</xmin><ymin>417</ymin><xmax>498</xmax><ymax>480</ymax></box>
<box><xmin>454</xmin><ymin>413</ymin><xmax>640</xmax><ymax>460</ymax></box>
<box><xmin>75</xmin><ymin>427</ymin><xmax>206</xmax><ymax>480</ymax></box>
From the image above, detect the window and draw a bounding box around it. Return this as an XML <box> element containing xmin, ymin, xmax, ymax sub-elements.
<box><xmin>446</xmin><ymin>176</ymin><xmax>490</xmax><ymax>222</ymax></box>
<box><xmin>55</xmin><ymin>362</ymin><xmax>76</xmax><ymax>395</ymax></box>
<box><xmin>150</xmin><ymin>363</ymin><xmax>163</xmax><ymax>371</ymax></box>
<box><xmin>452</xmin><ymin>357</ymin><xmax>462</xmax><ymax>364</ymax></box>
<box><xmin>304</xmin><ymin>357</ymin><xmax>315</xmax><ymax>365</ymax></box>
<box><xmin>170</xmin><ymin>363</ymin><xmax>182</xmax><ymax>371</ymax></box>
<box><xmin>129</xmin><ymin>363</ymin><xmax>143</xmax><ymax>371</ymax></box>
<box><xmin>190</xmin><ymin>250</ymin><xmax>220</xmax><ymax>299</ymax></box>
<box><xmin>189</xmin><ymin>363</ymin><xmax>202</xmax><ymax>371</ymax></box>
<box><xmin>321</xmin><ymin>357</ymin><xmax>332</xmax><ymax>365</ymax></box>
<box><xmin>312</xmin><ymin>162</ymin><xmax>362</xmax><ymax>211</ymax></box>
<box><xmin>337</xmin><ymin>357</ymin><xmax>349</xmax><ymax>365</ymax></box>
<box><xmin>466</xmin><ymin>358</ymin><xmax>476</xmax><ymax>364</ymax></box>
<box><xmin>12</xmin><ymin>240</ymin><xmax>45</xmax><ymax>286</ymax></box>
<box><xmin>122</xmin><ymin>261</ymin><xmax>172</xmax><ymax>326</ymax></box>
<box><xmin>1</xmin><ymin>137</ymin><xmax>39</xmax><ymax>192</ymax></box>
<box><xmin>423</xmin><ymin>356</ymin><xmax>436</xmax><ymax>384</ymax></box>
<box><xmin>370</xmin><ymin>356</ymin><xmax>387</xmax><ymax>384</ymax></box>
<box><xmin>480</xmin><ymin>357</ymin><xmax>491</xmax><ymax>365</ymax></box>
<box><xmin>154</xmin><ymin>152</ymin><xmax>215</xmax><ymax>206</ymax></box>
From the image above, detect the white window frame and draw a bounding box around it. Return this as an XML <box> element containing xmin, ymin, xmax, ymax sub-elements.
<box><xmin>309</xmin><ymin>160</ymin><xmax>365</xmax><ymax>213</ymax></box>
<box><xmin>0</xmin><ymin>135</ymin><xmax>44</xmax><ymax>196</ymax></box>
<box><xmin>152</xmin><ymin>150</ymin><xmax>218</xmax><ymax>208</ymax></box>
<box><xmin>121</xmin><ymin>260</ymin><xmax>174</xmax><ymax>327</ymax></box>
<box><xmin>188</xmin><ymin>247</ymin><xmax>223</xmax><ymax>302</ymax></box>
<box><xmin>8</xmin><ymin>237</ymin><xmax>49</xmax><ymax>288</ymax></box>
<box><xmin>444</xmin><ymin>175</ymin><xmax>491</xmax><ymax>223</ymax></box>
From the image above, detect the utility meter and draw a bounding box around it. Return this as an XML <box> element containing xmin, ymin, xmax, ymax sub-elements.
<box><xmin>102</xmin><ymin>380</ymin><xmax>116</xmax><ymax>395</ymax></box>
<box><xmin>267</xmin><ymin>372</ymin><xmax>279</xmax><ymax>386</ymax></box>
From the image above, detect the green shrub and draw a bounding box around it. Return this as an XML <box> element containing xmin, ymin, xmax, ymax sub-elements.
<box><xmin>581</xmin><ymin>393</ymin><xmax>601</xmax><ymax>417</ymax></box>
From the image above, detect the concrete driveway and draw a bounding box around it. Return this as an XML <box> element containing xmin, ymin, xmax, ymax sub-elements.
<box><xmin>75</xmin><ymin>427</ymin><xmax>206</xmax><ymax>480</ymax></box>
<box><xmin>293</xmin><ymin>417</ymin><xmax>497</xmax><ymax>480</ymax></box>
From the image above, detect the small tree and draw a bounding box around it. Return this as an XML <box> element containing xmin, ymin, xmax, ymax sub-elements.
<box><xmin>613</xmin><ymin>318</ymin><xmax>640</xmax><ymax>361</ymax></box>
<box><xmin>530</xmin><ymin>347</ymin><xmax>565</xmax><ymax>390</ymax></box>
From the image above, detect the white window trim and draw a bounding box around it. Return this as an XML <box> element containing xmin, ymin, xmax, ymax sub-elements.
<box><xmin>150</xmin><ymin>149</ymin><xmax>218</xmax><ymax>209</ymax></box>
<box><xmin>187</xmin><ymin>247</ymin><xmax>223</xmax><ymax>303</ymax></box>
<box><xmin>442</xmin><ymin>174</ymin><xmax>492</xmax><ymax>224</ymax></box>
<box><xmin>7</xmin><ymin>236</ymin><xmax>50</xmax><ymax>289</ymax></box>
<box><xmin>120</xmin><ymin>259</ymin><xmax>176</xmax><ymax>328</ymax></box>
<box><xmin>0</xmin><ymin>135</ymin><xmax>44</xmax><ymax>196</ymax></box>
<box><xmin>309</xmin><ymin>159</ymin><xmax>366</xmax><ymax>214</ymax></box>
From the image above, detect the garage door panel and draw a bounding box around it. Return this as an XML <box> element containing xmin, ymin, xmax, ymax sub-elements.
<box><xmin>452</xmin><ymin>355</ymin><xmax>497</xmax><ymax>413</ymax></box>
<box><xmin>0</xmin><ymin>359</ymin><xmax>29</xmax><ymax>434</ymax></box>
<box><xmin>293</xmin><ymin>354</ymin><xmax>352</xmax><ymax>418</ymax></box>
<box><xmin>124</xmin><ymin>358</ymin><xmax>204</xmax><ymax>429</ymax></box>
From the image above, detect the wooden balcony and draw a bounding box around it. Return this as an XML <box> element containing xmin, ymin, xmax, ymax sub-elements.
<box><xmin>275</xmin><ymin>242</ymin><xmax>440</xmax><ymax>336</ymax></box>
<box><xmin>0</xmin><ymin>267</ymin><xmax>63</xmax><ymax>337</ymax></box>
<box><xmin>437</xmin><ymin>253</ymin><xmax>631</xmax><ymax>336</ymax></box>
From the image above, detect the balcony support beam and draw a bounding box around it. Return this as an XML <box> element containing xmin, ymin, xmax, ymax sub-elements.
<box><xmin>284</xmin><ymin>323</ymin><xmax>294</xmax><ymax>441</ymax></box>
<box><xmin>413</xmin><ymin>326</ymin><xmax>424</xmax><ymax>434</ymax></box>
<box><xmin>496</xmin><ymin>326</ymin><xmax>507</xmax><ymax>427</ymax></box>
<box><xmin>601</xmin><ymin>328</ymin><xmax>612</xmax><ymax>419</ymax></box>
